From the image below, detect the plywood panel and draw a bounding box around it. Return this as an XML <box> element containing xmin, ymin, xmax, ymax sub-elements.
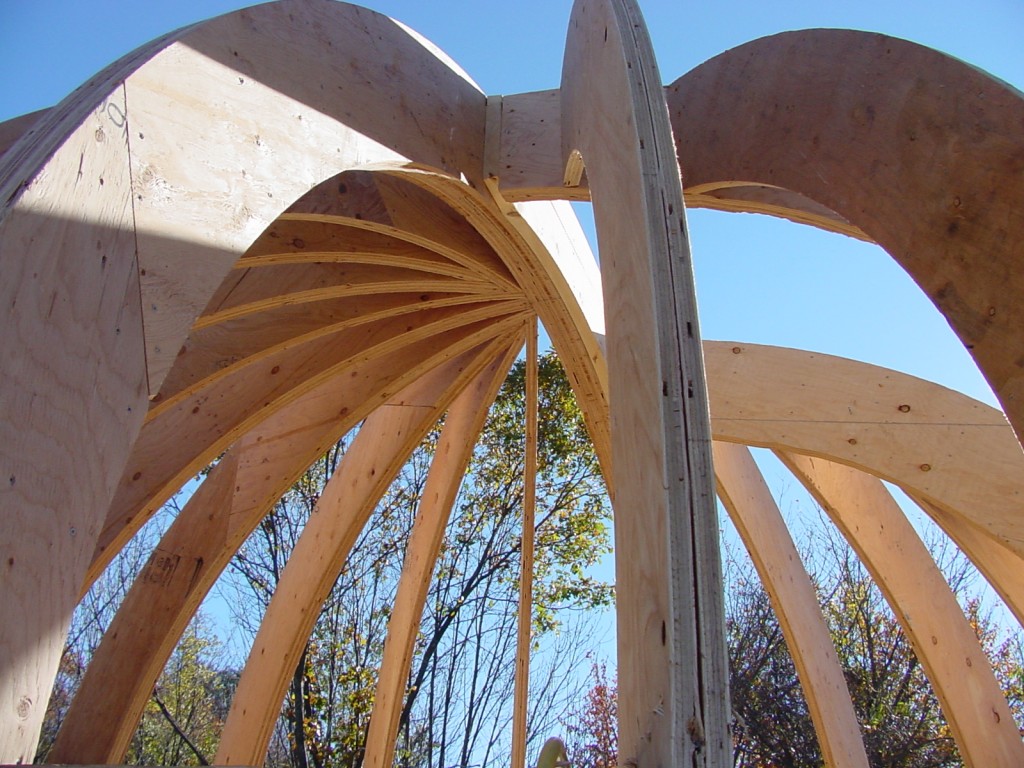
<box><xmin>385</xmin><ymin>166</ymin><xmax>613</xmax><ymax>487</ymax></box>
<box><xmin>122</xmin><ymin>1</ymin><xmax>488</xmax><ymax>390</ymax></box>
<box><xmin>667</xmin><ymin>30</ymin><xmax>1024</xmax><ymax>444</ymax></box>
<box><xmin>0</xmin><ymin>86</ymin><xmax>147</xmax><ymax>763</ymax></box>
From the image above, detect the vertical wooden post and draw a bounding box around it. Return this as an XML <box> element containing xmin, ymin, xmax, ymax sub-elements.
<box><xmin>511</xmin><ymin>317</ymin><xmax>540</xmax><ymax>768</ymax></box>
<box><xmin>561</xmin><ymin>1</ymin><xmax>729</xmax><ymax>765</ymax></box>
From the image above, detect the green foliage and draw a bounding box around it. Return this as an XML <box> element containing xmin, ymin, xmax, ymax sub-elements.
<box><xmin>128</xmin><ymin>612</ymin><xmax>233</xmax><ymax>766</ymax></box>
<box><xmin>229</xmin><ymin>349</ymin><xmax>612</xmax><ymax>768</ymax></box>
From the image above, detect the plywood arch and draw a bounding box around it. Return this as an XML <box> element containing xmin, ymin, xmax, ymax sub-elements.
<box><xmin>665</xmin><ymin>30</ymin><xmax>1024</xmax><ymax>445</ymax></box>
<box><xmin>0</xmin><ymin>2</ymin><xmax>493</xmax><ymax>756</ymax></box>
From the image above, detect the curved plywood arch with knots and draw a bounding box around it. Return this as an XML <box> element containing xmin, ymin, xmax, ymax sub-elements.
<box><xmin>2</xmin><ymin>0</ymin><xmax>1024</xmax><ymax>765</ymax></box>
<box><xmin>665</xmin><ymin>30</ymin><xmax>1024</xmax><ymax>443</ymax></box>
<box><xmin>0</xmin><ymin>1</ymin><xmax>490</xmax><ymax>757</ymax></box>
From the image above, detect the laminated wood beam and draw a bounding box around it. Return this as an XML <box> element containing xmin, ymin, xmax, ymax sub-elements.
<box><xmin>49</xmin><ymin>339</ymin><xmax>506</xmax><ymax>764</ymax></box>
<box><xmin>779</xmin><ymin>452</ymin><xmax>1024</xmax><ymax>768</ymax></box>
<box><xmin>87</xmin><ymin>309</ymin><xmax>528</xmax><ymax>590</ymax></box>
<box><xmin>511</xmin><ymin>319</ymin><xmax>540</xmax><ymax>768</ymax></box>
<box><xmin>216</xmin><ymin>334</ymin><xmax>524</xmax><ymax>765</ymax></box>
<box><xmin>378</xmin><ymin>166</ymin><xmax>613</xmax><ymax>485</ymax></box>
<box><xmin>909</xmin><ymin>496</ymin><xmax>1024</xmax><ymax>628</ymax></box>
<box><xmin>240</xmin><ymin>217</ymin><xmax>476</xmax><ymax>274</ymax></box>
<box><xmin>159</xmin><ymin>293</ymin><xmax>510</xmax><ymax>403</ymax></box>
<box><xmin>284</xmin><ymin>170</ymin><xmax>518</xmax><ymax>292</ymax></box>
<box><xmin>712</xmin><ymin>442</ymin><xmax>868</xmax><ymax>768</ymax></box>
<box><xmin>360</xmin><ymin>336</ymin><xmax>524</xmax><ymax>768</ymax></box>
<box><xmin>561</xmin><ymin>1</ymin><xmax>729</xmax><ymax>766</ymax></box>
<box><xmin>492</xmin><ymin>89</ymin><xmax>867</xmax><ymax>241</ymax></box>
<box><xmin>121</xmin><ymin>4</ymin><xmax>486</xmax><ymax>393</ymax></box>
<box><xmin>704</xmin><ymin>341</ymin><xmax>1024</xmax><ymax>561</ymax></box>
<box><xmin>198</xmin><ymin>262</ymin><xmax>495</xmax><ymax>324</ymax></box>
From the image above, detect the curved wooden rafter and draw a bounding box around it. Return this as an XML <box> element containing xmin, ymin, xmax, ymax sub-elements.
<box><xmin>240</xmin><ymin>216</ymin><xmax>478</xmax><ymax>274</ymax></box>
<box><xmin>376</xmin><ymin>167</ymin><xmax>614</xmax><ymax>482</ymax></box>
<box><xmin>909</xmin><ymin>496</ymin><xmax>1024</xmax><ymax>628</ymax></box>
<box><xmin>704</xmin><ymin>342</ymin><xmax>1024</xmax><ymax>556</ymax></box>
<box><xmin>712</xmin><ymin>442</ymin><xmax>869</xmax><ymax>768</ymax></box>
<box><xmin>665</xmin><ymin>31</ymin><xmax>1024</xmax><ymax>444</ymax></box>
<box><xmin>560</xmin><ymin>1</ymin><xmax>730</xmax><ymax>763</ymax></box>
<box><xmin>50</xmin><ymin>336</ymin><xmax>512</xmax><ymax>764</ymax></box>
<box><xmin>197</xmin><ymin>262</ymin><xmax>496</xmax><ymax>324</ymax></box>
<box><xmin>0</xmin><ymin>2</ymin><xmax>490</xmax><ymax>754</ymax></box>
<box><xmin>88</xmin><ymin>307</ymin><xmax>528</xmax><ymax>589</ymax></box>
<box><xmin>360</xmin><ymin>335</ymin><xmax>525</xmax><ymax>768</ymax></box>
<box><xmin>283</xmin><ymin>170</ymin><xmax>519</xmax><ymax>291</ymax></box>
<box><xmin>215</xmin><ymin>335</ymin><xmax>524</xmax><ymax>765</ymax></box>
<box><xmin>162</xmin><ymin>292</ymin><xmax>507</xmax><ymax>398</ymax></box>
<box><xmin>779</xmin><ymin>452</ymin><xmax>1024</xmax><ymax>767</ymax></box>
<box><xmin>492</xmin><ymin>92</ymin><xmax>870</xmax><ymax>242</ymax></box>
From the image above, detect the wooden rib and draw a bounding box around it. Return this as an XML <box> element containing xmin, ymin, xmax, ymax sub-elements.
<box><xmin>1</xmin><ymin>1</ymin><xmax>487</xmax><ymax>757</ymax></box>
<box><xmin>159</xmin><ymin>293</ymin><xmax>513</xmax><ymax>402</ymax></box>
<box><xmin>283</xmin><ymin>169</ymin><xmax>517</xmax><ymax>291</ymax></box>
<box><xmin>281</xmin><ymin>212</ymin><xmax>520</xmax><ymax>289</ymax></box>
<box><xmin>50</xmin><ymin>339</ymin><xmax>505</xmax><ymax>764</ymax></box>
<box><xmin>506</xmin><ymin>200</ymin><xmax>610</xmax><ymax>482</ymax></box>
<box><xmin>216</xmin><ymin>333</ymin><xmax>523</xmax><ymax>766</ymax></box>
<box><xmin>144</xmin><ymin>299</ymin><xmax>523</xmax><ymax>421</ymax></box>
<box><xmin>907</xmin><ymin>496</ymin><xmax>1024</xmax><ymax>629</ymax></box>
<box><xmin>375</xmin><ymin>166</ymin><xmax>613</xmax><ymax>486</ymax></box>
<box><xmin>199</xmin><ymin>261</ymin><xmax>494</xmax><ymax>323</ymax></box>
<box><xmin>561</xmin><ymin>1</ymin><xmax>729</xmax><ymax>765</ymax></box>
<box><xmin>240</xmin><ymin>217</ymin><xmax>476</xmax><ymax>275</ymax></box>
<box><xmin>123</xmin><ymin>4</ymin><xmax>486</xmax><ymax>392</ymax></box>
<box><xmin>705</xmin><ymin>342</ymin><xmax>1024</xmax><ymax>558</ymax></box>
<box><xmin>779</xmin><ymin>452</ymin><xmax>1024</xmax><ymax>768</ymax></box>
<box><xmin>511</xmin><ymin>318</ymin><xmax>540</xmax><ymax>768</ymax></box>
<box><xmin>666</xmin><ymin>30</ymin><xmax>1024</xmax><ymax>446</ymax></box>
<box><xmin>1</xmin><ymin>2</ymin><xmax>489</xmax><ymax>753</ymax></box>
<box><xmin>86</xmin><ymin>308</ymin><xmax>529</xmax><ymax>591</ymax></box>
<box><xmin>492</xmin><ymin>89</ymin><xmax>874</xmax><ymax>243</ymax></box>
<box><xmin>712</xmin><ymin>442</ymin><xmax>868</xmax><ymax>768</ymax></box>
<box><xmin>0</xmin><ymin>85</ymin><xmax>147</xmax><ymax>763</ymax></box>
<box><xmin>686</xmin><ymin>186</ymin><xmax>871</xmax><ymax>242</ymax></box>
<box><xmin>361</xmin><ymin>335</ymin><xmax>523</xmax><ymax>768</ymax></box>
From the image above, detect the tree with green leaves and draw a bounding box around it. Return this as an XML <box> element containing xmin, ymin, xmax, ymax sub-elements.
<box><xmin>39</xmin><ymin>501</ymin><xmax>233</xmax><ymax>766</ymax></box>
<box><xmin>226</xmin><ymin>350</ymin><xmax>614</xmax><ymax>768</ymax></box>
<box><xmin>128</xmin><ymin>614</ymin><xmax>234</xmax><ymax>766</ymax></box>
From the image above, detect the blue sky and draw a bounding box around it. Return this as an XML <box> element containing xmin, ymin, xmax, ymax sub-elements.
<box><xmin>3</xmin><ymin>0</ymin><xmax>1021</xmax><ymax>407</ymax></box>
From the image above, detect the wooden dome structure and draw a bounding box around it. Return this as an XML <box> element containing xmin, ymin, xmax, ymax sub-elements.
<box><xmin>2</xmin><ymin>1</ymin><xmax>1023</xmax><ymax>766</ymax></box>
